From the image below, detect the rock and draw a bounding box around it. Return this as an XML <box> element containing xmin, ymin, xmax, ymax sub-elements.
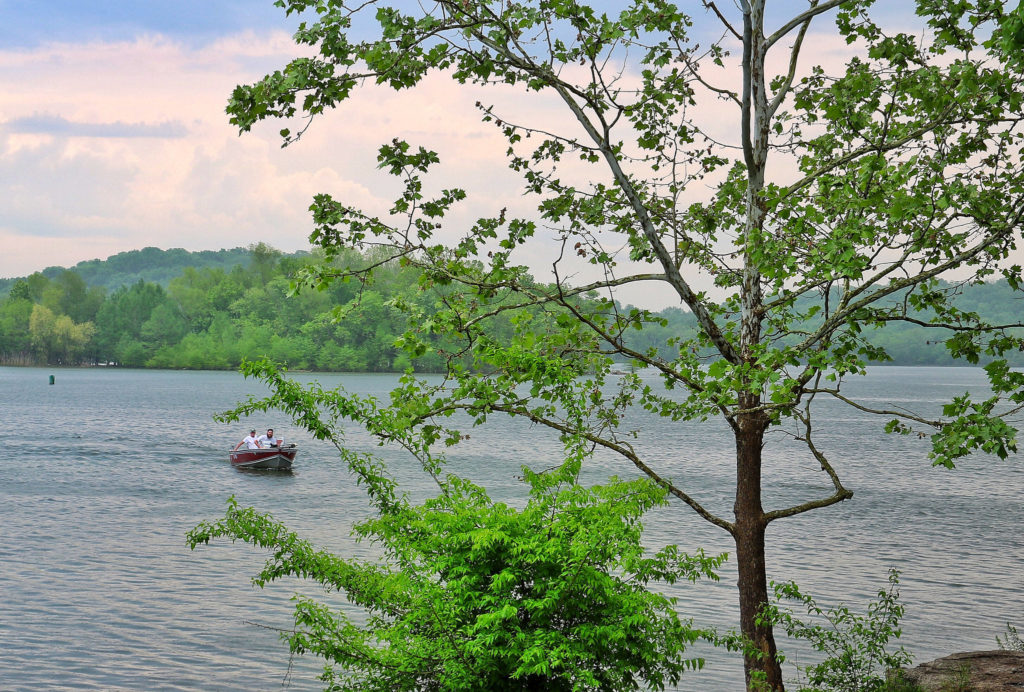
<box><xmin>896</xmin><ymin>650</ymin><xmax>1024</xmax><ymax>691</ymax></box>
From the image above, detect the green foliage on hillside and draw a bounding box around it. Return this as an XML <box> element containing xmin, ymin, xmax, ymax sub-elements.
<box><xmin>0</xmin><ymin>246</ymin><xmax>257</xmax><ymax>295</ymax></box>
<box><xmin>0</xmin><ymin>245</ymin><xmax>1021</xmax><ymax>370</ymax></box>
<box><xmin>0</xmin><ymin>244</ymin><xmax>503</xmax><ymax>370</ymax></box>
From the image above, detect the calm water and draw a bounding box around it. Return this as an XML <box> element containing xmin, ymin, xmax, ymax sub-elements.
<box><xmin>1</xmin><ymin>366</ymin><xmax>1021</xmax><ymax>690</ymax></box>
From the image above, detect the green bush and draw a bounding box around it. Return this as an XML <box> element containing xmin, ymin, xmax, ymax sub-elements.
<box><xmin>189</xmin><ymin>460</ymin><xmax>726</xmax><ymax>691</ymax></box>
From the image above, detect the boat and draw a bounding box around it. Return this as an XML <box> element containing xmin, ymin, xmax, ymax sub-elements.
<box><xmin>228</xmin><ymin>445</ymin><xmax>298</xmax><ymax>470</ymax></box>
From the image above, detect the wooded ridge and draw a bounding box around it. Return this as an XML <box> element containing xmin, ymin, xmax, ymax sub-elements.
<box><xmin>1</xmin><ymin>245</ymin><xmax>1020</xmax><ymax>369</ymax></box>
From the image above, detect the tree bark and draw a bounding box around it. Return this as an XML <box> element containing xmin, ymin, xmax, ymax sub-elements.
<box><xmin>734</xmin><ymin>406</ymin><xmax>783</xmax><ymax>691</ymax></box>
<box><xmin>735</xmin><ymin>2</ymin><xmax>782</xmax><ymax>687</ymax></box>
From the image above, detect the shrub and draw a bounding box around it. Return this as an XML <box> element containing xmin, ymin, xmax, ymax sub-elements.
<box><xmin>997</xmin><ymin>622</ymin><xmax>1024</xmax><ymax>652</ymax></box>
<box><xmin>189</xmin><ymin>460</ymin><xmax>725</xmax><ymax>691</ymax></box>
<box><xmin>766</xmin><ymin>569</ymin><xmax>913</xmax><ymax>692</ymax></box>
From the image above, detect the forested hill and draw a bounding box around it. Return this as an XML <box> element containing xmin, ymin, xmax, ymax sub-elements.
<box><xmin>0</xmin><ymin>246</ymin><xmax>266</xmax><ymax>295</ymax></box>
<box><xmin>624</xmin><ymin>280</ymin><xmax>1024</xmax><ymax>366</ymax></box>
<box><xmin>0</xmin><ymin>244</ymin><xmax>1021</xmax><ymax>369</ymax></box>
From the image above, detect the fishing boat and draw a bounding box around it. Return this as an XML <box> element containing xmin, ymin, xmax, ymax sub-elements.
<box><xmin>229</xmin><ymin>445</ymin><xmax>297</xmax><ymax>470</ymax></box>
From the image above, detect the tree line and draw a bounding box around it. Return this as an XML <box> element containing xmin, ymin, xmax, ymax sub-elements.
<box><xmin>0</xmin><ymin>244</ymin><xmax>517</xmax><ymax>370</ymax></box>
<box><xmin>1</xmin><ymin>244</ymin><xmax>1021</xmax><ymax>370</ymax></box>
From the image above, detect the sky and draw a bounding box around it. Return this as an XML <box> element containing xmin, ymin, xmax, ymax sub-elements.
<box><xmin>0</xmin><ymin>1</ymin><xmax>920</xmax><ymax>306</ymax></box>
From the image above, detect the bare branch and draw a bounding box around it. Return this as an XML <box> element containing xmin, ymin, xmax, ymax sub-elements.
<box><xmin>739</xmin><ymin>3</ymin><xmax>755</xmax><ymax>172</ymax></box>
<box><xmin>882</xmin><ymin>316</ymin><xmax>1024</xmax><ymax>332</ymax></box>
<box><xmin>703</xmin><ymin>1</ymin><xmax>742</xmax><ymax>41</ymax></box>
<box><xmin>765</xmin><ymin>0</ymin><xmax>846</xmax><ymax>50</ymax></box>
<box><xmin>763</xmin><ymin>381</ymin><xmax>852</xmax><ymax>523</ymax></box>
<box><xmin>804</xmin><ymin>387</ymin><xmax>945</xmax><ymax>429</ymax></box>
<box><xmin>766</xmin><ymin>5</ymin><xmax>813</xmax><ymax>119</ymax></box>
<box><xmin>487</xmin><ymin>403</ymin><xmax>736</xmax><ymax>534</ymax></box>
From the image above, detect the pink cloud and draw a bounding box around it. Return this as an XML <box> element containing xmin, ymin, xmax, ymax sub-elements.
<box><xmin>0</xmin><ymin>18</ymin><xmax>948</xmax><ymax>309</ymax></box>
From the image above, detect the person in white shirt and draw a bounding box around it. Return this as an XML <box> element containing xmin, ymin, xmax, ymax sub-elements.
<box><xmin>257</xmin><ymin>428</ymin><xmax>278</xmax><ymax>448</ymax></box>
<box><xmin>234</xmin><ymin>429</ymin><xmax>262</xmax><ymax>451</ymax></box>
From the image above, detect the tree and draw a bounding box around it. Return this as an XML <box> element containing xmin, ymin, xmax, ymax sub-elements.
<box><xmin>28</xmin><ymin>303</ymin><xmax>58</xmax><ymax>364</ymax></box>
<box><xmin>222</xmin><ymin>1</ymin><xmax>1024</xmax><ymax>689</ymax></box>
<box><xmin>40</xmin><ymin>269</ymin><xmax>104</xmax><ymax>324</ymax></box>
<box><xmin>94</xmin><ymin>280</ymin><xmax>171</xmax><ymax>362</ymax></box>
<box><xmin>24</xmin><ymin>272</ymin><xmax>49</xmax><ymax>302</ymax></box>
<box><xmin>26</xmin><ymin>303</ymin><xmax>94</xmax><ymax>364</ymax></box>
<box><xmin>8</xmin><ymin>280</ymin><xmax>32</xmax><ymax>302</ymax></box>
<box><xmin>52</xmin><ymin>314</ymin><xmax>96</xmax><ymax>364</ymax></box>
<box><xmin>0</xmin><ymin>293</ymin><xmax>34</xmax><ymax>363</ymax></box>
<box><xmin>140</xmin><ymin>302</ymin><xmax>189</xmax><ymax>349</ymax></box>
<box><xmin>248</xmin><ymin>241</ymin><xmax>283</xmax><ymax>284</ymax></box>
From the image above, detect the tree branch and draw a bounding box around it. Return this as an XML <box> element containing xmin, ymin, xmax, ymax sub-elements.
<box><xmin>702</xmin><ymin>1</ymin><xmax>742</xmax><ymax>41</ymax></box>
<box><xmin>765</xmin><ymin>381</ymin><xmax>853</xmax><ymax>523</ymax></box>
<box><xmin>765</xmin><ymin>0</ymin><xmax>846</xmax><ymax>50</ymax></box>
<box><xmin>488</xmin><ymin>403</ymin><xmax>737</xmax><ymax>535</ymax></box>
<box><xmin>766</xmin><ymin>3</ymin><xmax>813</xmax><ymax>119</ymax></box>
<box><xmin>467</xmin><ymin>23</ymin><xmax>742</xmax><ymax>364</ymax></box>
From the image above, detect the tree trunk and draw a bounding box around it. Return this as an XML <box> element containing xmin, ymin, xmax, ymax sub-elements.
<box><xmin>734</xmin><ymin>409</ymin><xmax>784</xmax><ymax>691</ymax></box>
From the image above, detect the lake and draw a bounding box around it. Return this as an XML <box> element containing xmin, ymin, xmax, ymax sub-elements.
<box><xmin>1</xmin><ymin>366</ymin><xmax>1021</xmax><ymax>690</ymax></box>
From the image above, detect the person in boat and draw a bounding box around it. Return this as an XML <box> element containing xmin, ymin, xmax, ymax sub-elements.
<box><xmin>257</xmin><ymin>428</ymin><xmax>278</xmax><ymax>448</ymax></box>
<box><xmin>233</xmin><ymin>429</ymin><xmax>262</xmax><ymax>451</ymax></box>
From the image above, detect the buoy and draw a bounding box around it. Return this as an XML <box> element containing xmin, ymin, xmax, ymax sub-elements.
<box><xmin>49</xmin><ymin>375</ymin><xmax>55</xmax><ymax>385</ymax></box>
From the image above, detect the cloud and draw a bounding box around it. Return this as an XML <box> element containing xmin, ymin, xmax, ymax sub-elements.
<box><xmin>0</xmin><ymin>31</ymin><xmax>541</xmax><ymax>281</ymax></box>
<box><xmin>0</xmin><ymin>10</ymin><xmax>945</xmax><ymax>310</ymax></box>
<box><xmin>0</xmin><ymin>34</ymin><xmax>311</xmax><ymax>267</ymax></box>
<box><xmin>5</xmin><ymin>114</ymin><xmax>188</xmax><ymax>138</ymax></box>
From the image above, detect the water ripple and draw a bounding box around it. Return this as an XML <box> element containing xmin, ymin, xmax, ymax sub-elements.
<box><xmin>1</xmin><ymin>366</ymin><xmax>1021</xmax><ymax>691</ymax></box>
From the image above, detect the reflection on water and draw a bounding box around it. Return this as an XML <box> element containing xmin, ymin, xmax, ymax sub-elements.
<box><xmin>234</xmin><ymin>467</ymin><xmax>295</xmax><ymax>475</ymax></box>
<box><xmin>0</xmin><ymin>366</ymin><xmax>1021</xmax><ymax>690</ymax></box>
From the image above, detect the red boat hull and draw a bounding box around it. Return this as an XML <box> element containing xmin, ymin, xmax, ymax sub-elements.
<box><xmin>229</xmin><ymin>447</ymin><xmax>297</xmax><ymax>470</ymax></box>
